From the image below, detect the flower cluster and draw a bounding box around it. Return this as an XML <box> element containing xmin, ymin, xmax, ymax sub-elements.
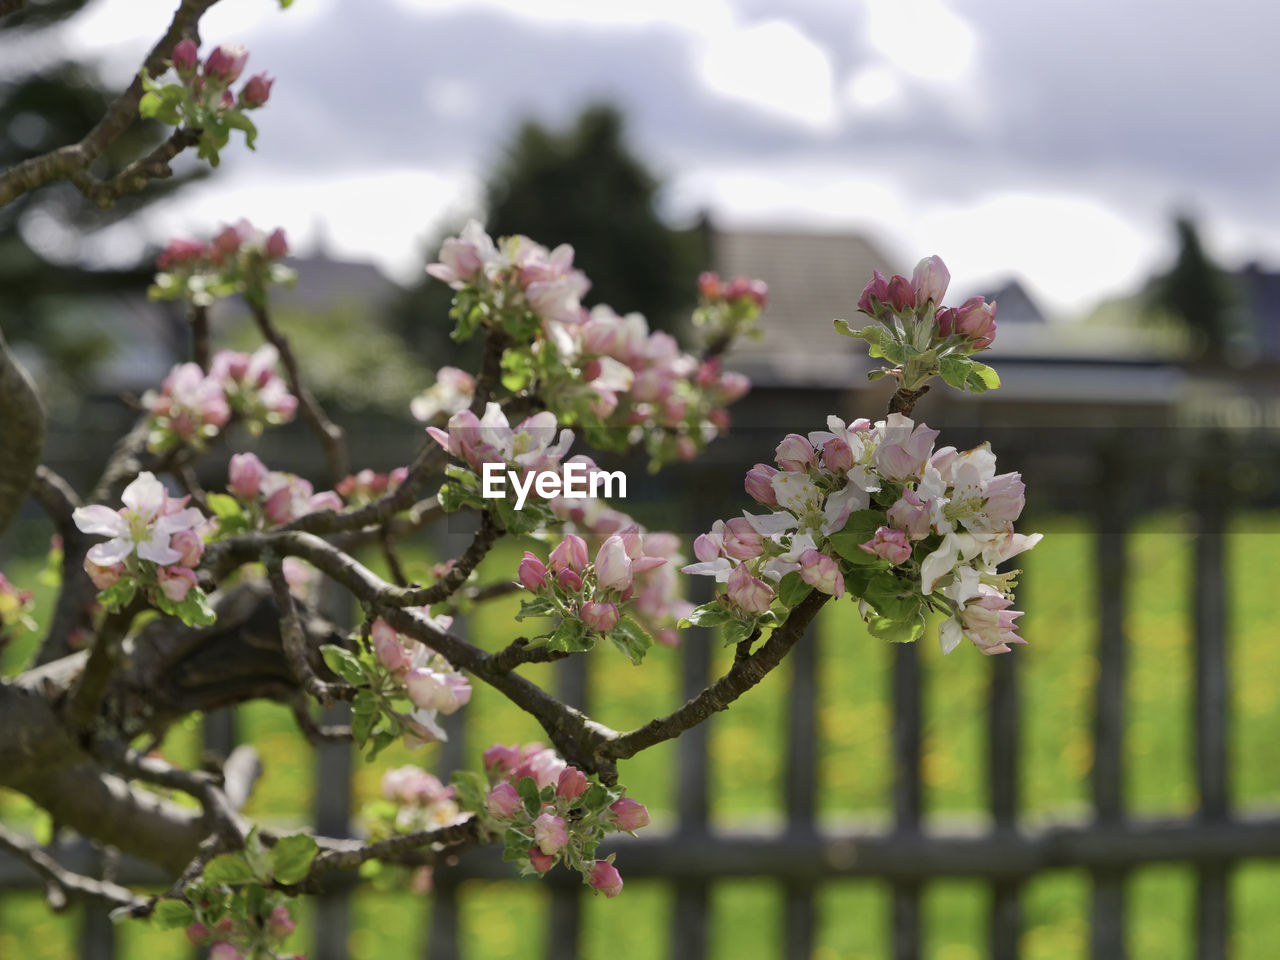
<box><xmin>217</xmin><ymin>453</ymin><xmax>342</xmax><ymax>530</ymax></box>
<box><xmin>143</xmin><ymin>345</ymin><xmax>296</xmax><ymax>453</ymax></box>
<box><xmin>450</xmin><ymin>742</ymin><xmax>648</xmax><ymax>898</ymax></box>
<box><xmin>515</xmin><ymin>532</ymin><xmax>668</xmax><ymax>662</ymax></box>
<box><xmin>426</xmin><ymin>222</ymin><xmax>754</xmax><ymax>468</ymax></box>
<box><xmin>542</xmin><ymin>303</ymin><xmax>751</xmax><ymax>465</ymax></box>
<box><xmin>410</xmin><ymin>366</ymin><xmax>476</xmax><ymax>422</ymax></box>
<box><xmin>141</xmin><ymin>41</ymin><xmax>274</xmax><ymax>168</ymax></box>
<box><xmin>71</xmin><ymin>472</ymin><xmax>214</xmax><ymax>626</ymax></box>
<box><xmin>683</xmin><ymin>413</ymin><xmax>1039</xmax><ymax>653</ymax></box>
<box><xmin>691</xmin><ymin>270</ymin><xmax>768</xmax><ymax>346</ymax></box>
<box><xmin>151</xmin><ymin>220</ymin><xmax>295</xmax><ymax>308</ymax></box>
<box><xmin>428</xmin><ymin>402</ymin><xmax>577</xmax><ymax>533</ymax></box>
<box><xmin>836</xmin><ymin>255</ymin><xmax>1001</xmax><ymax>395</ymax></box>
<box><xmin>187</xmin><ymin>905</ymin><xmax>297</xmax><ymax>960</ymax></box>
<box><xmin>549</xmin><ymin>495</ymin><xmax>692</xmax><ymax>647</ymax></box>
<box><xmin>0</xmin><ymin>573</ymin><xmax>35</xmax><ymax>640</ymax></box>
<box><xmin>369</xmin><ymin>617</ymin><xmax>472</xmax><ymax>744</ymax></box>
<box><xmin>335</xmin><ymin>467</ymin><xmax>410</xmax><ymax>506</ymax></box>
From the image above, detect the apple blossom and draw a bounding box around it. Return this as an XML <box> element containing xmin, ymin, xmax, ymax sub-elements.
<box><xmin>533</xmin><ymin>812</ymin><xmax>569</xmax><ymax>855</ymax></box>
<box><xmin>485</xmin><ymin>782</ymin><xmax>521</xmax><ymax>819</ymax></box>
<box><xmin>609</xmin><ymin>798</ymin><xmax>650</xmax><ymax>832</ymax></box>
<box><xmin>589</xmin><ymin>860</ymin><xmax>624</xmax><ymax>898</ymax></box>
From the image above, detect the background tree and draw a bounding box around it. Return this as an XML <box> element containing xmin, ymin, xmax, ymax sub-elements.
<box><xmin>390</xmin><ymin>103</ymin><xmax>706</xmax><ymax>362</ymax></box>
<box><xmin>1146</xmin><ymin>214</ymin><xmax>1242</xmax><ymax>363</ymax></box>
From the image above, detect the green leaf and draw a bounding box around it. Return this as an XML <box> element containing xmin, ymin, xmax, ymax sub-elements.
<box><xmin>833</xmin><ymin>319</ymin><xmax>880</xmax><ymax>341</ymax></box>
<box><xmin>502</xmin><ymin>826</ymin><xmax>533</xmax><ymax>862</ymax></box>
<box><xmin>206</xmin><ymin>493</ymin><xmax>242</xmax><ymax>519</ymax></box>
<box><xmin>202</xmin><ymin>853</ymin><xmax>255</xmax><ymax>885</ymax></box>
<box><xmin>679</xmin><ymin>602</ymin><xmax>733</xmax><ymax>629</ymax></box>
<box><xmin>515</xmin><ymin>597</ymin><xmax>558</xmax><ymax>621</ymax></box>
<box><xmin>861</xmin><ymin>571</ymin><xmax>922</xmax><ymax>621</ymax></box>
<box><xmin>139</xmin><ymin>91</ymin><xmax>163</xmax><ymax>120</ymax></box>
<box><xmin>97</xmin><ymin>579</ymin><xmax>137</xmax><ymax>612</ymax></box>
<box><xmin>963</xmin><ymin>369</ymin><xmax>991</xmax><ymax>394</ymax></box>
<box><xmin>968</xmin><ymin>361</ymin><xmax>1001</xmax><ymax>390</ymax></box>
<box><xmin>722</xmin><ymin>618</ymin><xmax>756</xmax><ymax>647</ymax></box>
<box><xmin>320</xmin><ymin>644</ymin><xmax>364</xmax><ymax>685</ymax></box>
<box><xmin>516</xmin><ymin>777</ymin><xmax>541</xmax><ymax>818</ymax></box>
<box><xmin>365</xmin><ymin>729</ymin><xmax>398</xmax><ymax>761</ymax></box>
<box><xmin>829</xmin><ymin>510</ymin><xmax>887</xmax><ymax>565</ymax></box>
<box><xmin>866</xmin><ymin>368</ymin><xmax>891</xmax><ymax>382</ymax></box>
<box><xmin>609</xmin><ymin>617</ymin><xmax>652</xmax><ymax>664</ymax></box>
<box><xmin>224</xmin><ymin>110</ymin><xmax>259</xmax><ymax>150</ymax></box>
<box><xmin>351</xmin><ymin>690</ymin><xmax>378</xmax><ymax>747</ymax></box>
<box><xmin>939</xmin><ymin>355</ymin><xmax>970</xmax><ymax>390</ymax></box>
<box><xmin>151</xmin><ymin>899</ymin><xmax>194</xmax><ymax>930</ymax></box>
<box><xmin>174</xmin><ymin>589</ymin><xmax>216</xmax><ymax>627</ymax></box>
<box><xmin>451</xmin><ymin>770</ymin><xmax>490</xmax><ymax>818</ymax></box>
<box><xmin>270</xmin><ymin>834</ymin><xmax>318</xmax><ymax>885</ymax></box>
<box><xmin>776</xmin><ymin>571</ymin><xmax>813</xmax><ymax>608</ymax></box>
<box><xmin>867</xmin><ymin>611</ymin><xmax>926</xmax><ymax>644</ymax></box>
<box><xmin>547</xmin><ymin>617</ymin><xmax>592</xmax><ymax>654</ymax></box>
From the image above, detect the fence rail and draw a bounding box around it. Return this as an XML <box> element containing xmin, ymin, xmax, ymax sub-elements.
<box><xmin>3</xmin><ymin>429</ymin><xmax>1280</xmax><ymax>959</ymax></box>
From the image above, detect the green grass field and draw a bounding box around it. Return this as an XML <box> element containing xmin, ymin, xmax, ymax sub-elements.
<box><xmin>3</xmin><ymin>512</ymin><xmax>1280</xmax><ymax>958</ymax></box>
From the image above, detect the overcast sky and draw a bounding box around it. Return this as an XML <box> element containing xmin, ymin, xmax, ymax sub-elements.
<box><xmin>46</xmin><ymin>0</ymin><xmax>1280</xmax><ymax>316</ymax></box>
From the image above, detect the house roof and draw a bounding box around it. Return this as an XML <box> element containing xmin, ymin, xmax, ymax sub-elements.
<box><xmin>711</xmin><ymin>227</ymin><xmax>899</xmax><ymax>386</ymax></box>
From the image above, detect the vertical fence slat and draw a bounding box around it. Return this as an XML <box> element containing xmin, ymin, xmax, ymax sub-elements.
<box><xmin>313</xmin><ymin>702</ymin><xmax>352</xmax><ymax>960</ymax></box>
<box><xmin>1091</xmin><ymin>447</ymin><xmax>1128</xmax><ymax>960</ymax></box>
<box><xmin>426</xmin><ymin>624</ymin><xmax>470</xmax><ymax>960</ymax></box>
<box><xmin>783</xmin><ymin>621</ymin><xmax>819</xmax><ymax>960</ymax></box>
<box><xmin>1194</xmin><ymin>434</ymin><xmax>1230</xmax><ymax>960</ymax></box>
<box><xmin>891</xmin><ymin>640</ymin><xmax>922</xmax><ymax>960</ymax></box>
<box><xmin>545</xmin><ymin>655</ymin><xmax>588</xmax><ymax>960</ymax></box>
<box><xmin>989</xmin><ymin>642</ymin><xmax>1021</xmax><ymax>960</ymax></box>
<box><xmin>671</xmin><ymin>628</ymin><xmax>711</xmax><ymax>960</ymax></box>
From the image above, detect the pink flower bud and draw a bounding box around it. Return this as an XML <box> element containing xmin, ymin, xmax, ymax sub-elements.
<box><xmin>172</xmin><ymin>39</ymin><xmax>199</xmax><ymax>75</ymax></box>
<box><xmin>858</xmin><ymin>526</ymin><xmax>912</xmax><ymax>565</ymax></box>
<box><xmin>557</xmin><ymin>568</ymin><xmax>583</xmax><ymax>592</ymax></box>
<box><xmin>887</xmin><ymin>489</ymin><xmax>931</xmax><ymax>540</ymax></box>
<box><xmin>726</xmin><ymin>563</ymin><xmax>774</xmax><ymax>615</ymax></box>
<box><xmin>910</xmin><ymin>255</ymin><xmax>950</xmax><ymax>306</ymax></box>
<box><xmin>697</xmin><ymin>271</ymin><xmax>721</xmax><ymax>300</ymax></box>
<box><xmin>529</xmin><ymin>848</ymin><xmax>555</xmax><ymax>874</ymax></box>
<box><xmin>943</xmin><ymin>295</ymin><xmax>997</xmax><ymax>349</ymax></box>
<box><xmin>204</xmin><ymin>44</ymin><xmax>249</xmax><ymax>84</ymax></box>
<box><xmin>589</xmin><ymin>860</ymin><xmax>624</xmax><ymax>898</ymax></box>
<box><xmin>485</xmin><ymin>782</ymin><xmax>521</xmax><ymax>819</ymax></box>
<box><xmin>593</xmin><ymin>536</ymin><xmax>633</xmax><ymax>592</ymax></box>
<box><xmin>857</xmin><ymin>269</ymin><xmax>889</xmax><ymax>316</ymax></box>
<box><xmin>371</xmin><ymin>619</ymin><xmax>405</xmax><ymax>671</ymax></box>
<box><xmin>265</xmin><ymin>227</ymin><xmax>288</xmax><ymax>258</ymax></box>
<box><xmin>580</xmin><ymin>601</ymin><xmax>620</xmax><ymax>633</ymax></box>
<box><xmin>557</xmin><ymin>767</ymin><xmax>589</xmax><ymax>801</ymax></box>
<box><xmin>410</xmin><ymin>865</ymin><xmax>433</xmax><ymax>894</ymax></box>
<box><xmin>717</xmin><ymin>370</ymin><xmax>751</xmax><ymax>402</ymax></box>
<box><xmin>820</xmin><ymin>438</ymin><xmax>854</xmax><ymax>473</ymax></box>
<box><xmin>608</xmin><ymin>798</ymin><xmax>650</xmax><ymax>832</ymax></box>
<box><xmin>85</xmin><ymin>559</ymin><xmax>124</xmax><ymax>590</ymax></box>
<box><xmin>185</xmin><ymin>922</ymin><xmax>209</xmax><ymax>945</ymax></box>
<box><xmin>156</xmin><ymin>238</ymin><xmax>206</xmax><ymax>270</ymax></box>
<box><xmin>484</xmin><ymin>743</ymin><xmax>521</xmax><ymax>778</ymax></box>
<box><xmin>798</xmin><ymin>549</ymin><xmax>844</xmax><ymax>597</ymax></box>
<box><xmin>268</xmin><ymin>905</ymin><xmax>295</xmax><ymax>939</ymax></box>
<box><xmin>722</xmin><ymin>517</ymin><xmax>764</xmax><ymax>561</ymax></box>
<box><xmin>886</xmin><ymin>274</ymin><xmax>916</xmax><ymax>312</ymax></box>
<box><xmin>775</xmin><ymin>434</ymin><xmax>815</xmax><ymax>472</ymax></box>
<box><xmin>549</xmin><ymin>534</ymin><xmax>589</xmax><ymax>574</ymax></box>
<box><xmin>209</xmin><ymin>945</ymin><xmax>243</xmax><ymax>960</ymax></box>
<box><xmin>169</xmin><ymin>528</ymin><xmax>204</xmax><ymax>567</ymax></box>
<box><xmin>212</xmin><ymin>223</ymin><xmax>244</xmax><ymax>260</ymax></box>
<box><xmin>533</xmin><ymin>812</ymin><xmax>568</xmax><ymax>855</ymax></box>
<box><xmin>517</xmin><ymin>552</ymin><xmax>548</xmax><ymax>592</ymax></box>
<box><xmin>239</xmin><ymin>71</ymin><xmax>273</xmax><ymax>108</ymax></box>
<box><xmin>158</xmin><ymin>566</ymin><xmax>198</xmax><ymax>603</ymax></box>
<box><xmin>744</xmin><ymin>463</ymin><xmax>779</xmax><ymax>506</ymax></box>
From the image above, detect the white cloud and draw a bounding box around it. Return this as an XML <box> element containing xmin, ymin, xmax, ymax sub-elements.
<box><xmin>390</xmin><ymin>0</ymin><xmax>734</xmax><ymax>34</ymax></box>
<box><xmin>861</xmin><ymin>0</ymin><xmax>976</xmax><ymax>85</ymax></box>
<box><xmin>698</xmin><ymin>19</ymin><xmax>838</xmax><ymax>132</ymax></box>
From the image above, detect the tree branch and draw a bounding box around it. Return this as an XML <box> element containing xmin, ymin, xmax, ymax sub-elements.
<box><xmin>68</xmin><ymin>128</ymin><xmax>202</xmax><ymax>209</ymax></box>
<box><xmin>0</xmin><ymin>0</ymin><xmax>223</xmax><ymax>208</ymax></box>
<box><xmin>0</xmin><ymin>328</ymin><xmax>46</xmax><ymax>538</ymax></box>
<box><xmin>0</xmin><ymin>824</ymin><xmax>146</xmax><ymax>911</ymax></box>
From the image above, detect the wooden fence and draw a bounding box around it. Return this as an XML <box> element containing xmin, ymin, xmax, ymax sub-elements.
<box><xmin>4</xmin><ymin>429</ymin><xmax>1280</xmax><ymax>959</ymax></box>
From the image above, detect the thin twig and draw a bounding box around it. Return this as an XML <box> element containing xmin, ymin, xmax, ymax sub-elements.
<box><xmin>266</xmin><ymin>558</ymin><xmax>350</xmax><ymax>708</ymax></box>
<box><xmin>68</xmin><ymin>128</ymin><xmax>202</xmax><ymax>209</ymax></box>
<box><xmin>250</xmin><ymin>302</ymin><xmax>348</xmax><ymax>483</ymax></box>
<box><xmin>307</xmin><ymin>817</ymin><xmax>481</xmax><ymax>878</ymax></box>
<box><xmin>0</xmin><ymin>824</ymin><xmax>145</xmax><ymax>911</ymax></box>
<box><xmin>190</xmin><ymin>303</ymin><xmax>210</xmax><ymax>371</ymax></box>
